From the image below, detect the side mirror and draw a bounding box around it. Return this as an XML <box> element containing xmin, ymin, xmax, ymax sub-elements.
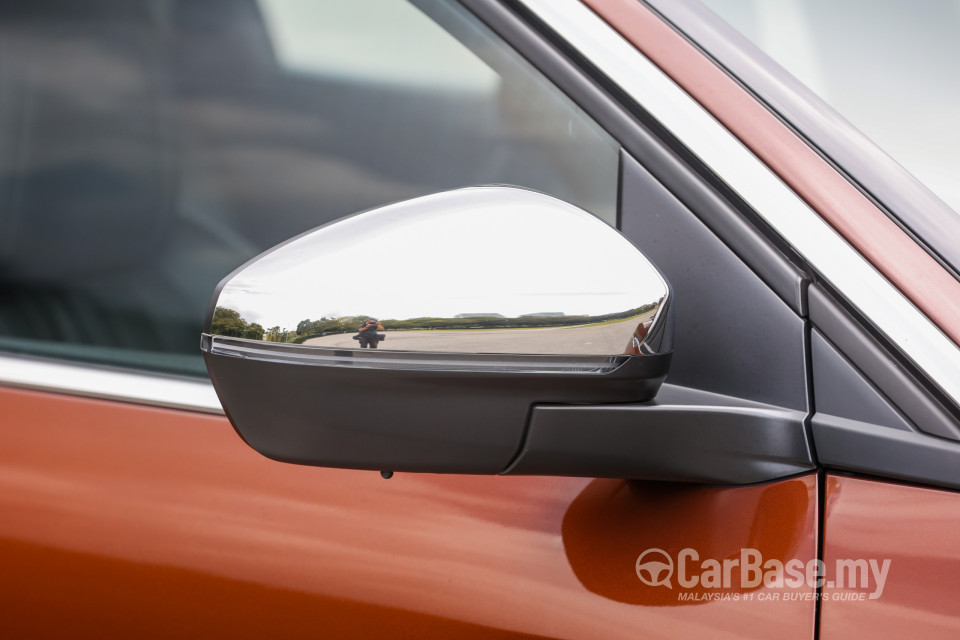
<box><xmin>202</xmin><ymin>187</ymin><xmax>673</xmax><ymax>475</ymax></box>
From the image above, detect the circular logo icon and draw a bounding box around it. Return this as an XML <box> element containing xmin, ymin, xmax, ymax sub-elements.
<box><xmin>636</xmin><ymin>548</ymin><xmax>674</xmax><ymax>588</ymax></box>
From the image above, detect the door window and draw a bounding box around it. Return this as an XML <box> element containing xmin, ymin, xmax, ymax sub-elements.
<box><xmin>0</xmin><ymin>0</ymin><xmax>618</xmax><ymax>375</ymax></box>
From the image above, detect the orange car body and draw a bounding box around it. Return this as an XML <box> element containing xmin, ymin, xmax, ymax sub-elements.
<box><xmin>1</xmin><ymin>387</ymin><xmax>821</xmax><ymax>639</ymax></box>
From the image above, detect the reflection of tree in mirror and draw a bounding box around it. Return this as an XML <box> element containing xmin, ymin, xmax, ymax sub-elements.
<box><xmin>266</xmin><ymin>326</ymin><xmax>292</xmax><ymax>343</ymax></box>
<box><xmin>288</xmin><ymin>303</ymin><xmax>661</xmax><ymax>344</ymax></box>
<box><xmin>210</xmin><ymin>307</ymin><xmax>265</xmax><ymax>340</ymax></box>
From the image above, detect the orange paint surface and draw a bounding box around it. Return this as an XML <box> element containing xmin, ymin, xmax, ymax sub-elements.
<box><xmin>0</xmin><ymin>386</ymin><xmax>817</xmax><ymax>638</ymax></box>
<box><xmin>821</xmin><ymin>475</ymin><xmax>960</xmax><ymax>640</ymax></box>
<box><xmin>583</xmin><ymin>0</ymin><xmax>960</xmax><ymax>347</ymax></box>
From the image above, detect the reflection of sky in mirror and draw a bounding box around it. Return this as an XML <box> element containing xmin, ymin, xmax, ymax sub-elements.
<box><xmin>216</xmin><ymin>188</ymin><xmax>666</xmax><ymax>330</ymax></box>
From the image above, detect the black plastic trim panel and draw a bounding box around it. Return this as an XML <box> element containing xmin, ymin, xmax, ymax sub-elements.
<box><xmin>813</xmin><ymin>415</ymin><xmax>960</xmax><ymax>491</ymax></box>
<box><xmin>505</xmin><ymin>383</ymin><xmax>813</xmax><ymax>483</ymax></box>
<box><xmin>809</xmin><ymin>285</ymin><xmax>960</xmax><ymax>442</ymax></box>
<box><xmin>620</xmin><ymin>152</ymin><xmax>808</xmax><ymax>411</ymax></box>
<box><xmin>810</xmin><ymin>329</ymin><xmax>915</xmax><ymax>433</ymax></box>
<box><xmin>203</xmin><ymin>345</ymin><xmax>669</xmax><ymax>475</ymax></box>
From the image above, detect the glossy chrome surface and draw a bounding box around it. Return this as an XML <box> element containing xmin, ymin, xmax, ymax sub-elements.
<box><xmin>204</xmin><ymin>336</ymin><xmax>628</xmax><ymax>374</ymax></box>
<box><xmin>0</xmin><ymin>386</ymin><xmax>818</xmax><ymax>639</ymax></box>
<box><xmin>206</xmin><ymin>186</ymin><xmax>670</xmax><ymax>367</ymax></box>
<box><xmin>521</xmin><ymin>0</ymin><xmax>960</xmax><ymax>406</ymax></box>
<box><xmin>0</xmin><ymin>353</ymin><xmax>222</xmax><ymax>414</ymax></box>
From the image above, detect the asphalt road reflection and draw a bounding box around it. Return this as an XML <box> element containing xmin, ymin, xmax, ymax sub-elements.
<box><xmin>302</xmin><ymin>315</ymin><xmax>650</xmax><ymax>355</ymax></box>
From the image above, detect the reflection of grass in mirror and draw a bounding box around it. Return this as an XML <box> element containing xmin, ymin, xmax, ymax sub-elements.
<box><xmin>288</xmin><ymin>303</ymin><xmax>660</xmax><ymax>344</ymax></box>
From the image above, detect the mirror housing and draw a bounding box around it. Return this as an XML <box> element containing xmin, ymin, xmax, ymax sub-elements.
<box><xmin>202</xmin><ymin>187</ymin><xmax>673</xmax><ymax>474</ymax></box>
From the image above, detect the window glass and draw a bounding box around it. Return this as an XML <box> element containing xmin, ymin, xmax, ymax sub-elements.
<box><xmin>0</xmin><ymin>0</ymin><xmax>618</xmax><ymax>376</ymax></box>
<box><xmin>700</xmin><ymin>0</ymin><xmax>960</xmax><ymax>216</ymax></box>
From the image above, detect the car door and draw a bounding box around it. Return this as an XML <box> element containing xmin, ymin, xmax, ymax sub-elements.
<box><xmin>575</xmin><ymin>1</ymin><xmax>960</xmax><ymax>638</ymax></box>
<box><xmin>1</xmin><ymin>1</ymin><xmax>955</xmax><ymax>639</ymax></box>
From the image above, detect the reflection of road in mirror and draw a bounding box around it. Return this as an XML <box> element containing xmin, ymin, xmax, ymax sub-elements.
<box><xmin>561</xmin><ymin>476</ymin><xmax>816</xmax><ymax>607</ymax></box>
<box><xmin>304</xmin><ymin>314</ymin><xmax>652</xmax><ymax>355</ymax></box>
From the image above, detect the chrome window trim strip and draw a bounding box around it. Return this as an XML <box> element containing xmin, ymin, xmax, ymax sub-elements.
<box><xmin>518</xmin><ymin>0</ymin><xmax>960</xmax><ymax>407</ymax></box>
<box><xmin>0</xmin><ymin>353</ymin><xmax>224</xmax><ymax>414</ymax></box>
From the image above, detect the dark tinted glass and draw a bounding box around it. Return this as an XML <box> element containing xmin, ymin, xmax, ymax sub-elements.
<box><xmin>0</xmin><ymin>0</ymin><xmax>618</xmax><ymax>375</ymax></box>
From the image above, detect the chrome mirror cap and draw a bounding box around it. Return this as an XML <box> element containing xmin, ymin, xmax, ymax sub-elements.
<box><xmin>204</xmin><ymin>186</ymin><xmax>671</xmax><ymax>368</ymax></box>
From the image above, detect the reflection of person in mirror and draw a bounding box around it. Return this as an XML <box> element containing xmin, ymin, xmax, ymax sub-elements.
<box><xmin>356</xmin><ymin>318</ymin><xmax>385</xmax><ymax>349</ymax></box>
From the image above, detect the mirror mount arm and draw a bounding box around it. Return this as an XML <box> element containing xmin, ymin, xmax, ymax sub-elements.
<box><xmin>504</xmin><ymin>384</ymin><xmax>814</xmax><ymax>484</ymax></box>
